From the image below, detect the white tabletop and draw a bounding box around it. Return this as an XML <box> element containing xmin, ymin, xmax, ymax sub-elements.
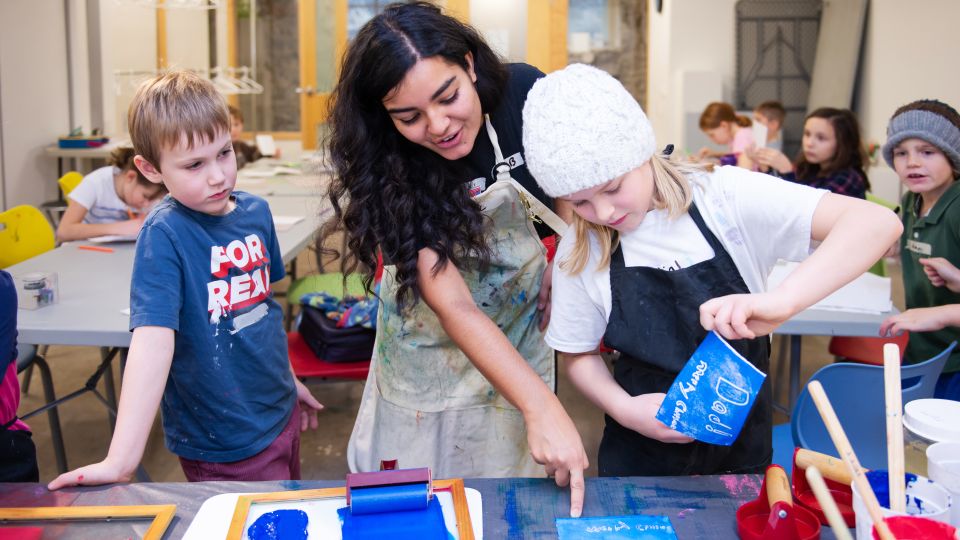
<box><xmin>774</xmin><ymin>307</ymin><xmax>894</xmax><ymax>338</ymax></box>
<box><xmin>9</xmin><ymin>195</ymin><xmax>326</xmax><ymax>347</ymax></box>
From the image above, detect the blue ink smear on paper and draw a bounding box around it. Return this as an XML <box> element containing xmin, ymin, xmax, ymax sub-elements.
<box><xmin>556</xmin><ymin>515</ymin><xmax>678</xmax><ymax>539</ymax></box>
<box><xmin>339</xmin><ymin>496</ymin><xmax>449</xmax><ymax>540</ymax></box>
<box><xmin>866</xmin><ymin>470</ymin><xmax>920</xmax><ymax>511</ymax></box>
<box><xmin>247</xmin><ymin>509</ymin><xmax>308</xmax><ymax>540</ymax></box>
<box><xmin>655</xmin><ymin>331</ymin><xmax>766</xmax><ymax>446</ymax></box>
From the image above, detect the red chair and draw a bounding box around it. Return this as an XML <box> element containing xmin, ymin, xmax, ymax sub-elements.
<box><xmin>828</xmin><ymin>332</ymin><xmax>909</xmax><ymax>366</ymax></box>
<box><xmin>288</xmin><ymin>331</ymin><xmax>370</xmax><ymax>381</ymax></box>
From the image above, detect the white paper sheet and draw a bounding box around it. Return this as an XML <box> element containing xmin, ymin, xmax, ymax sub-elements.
<box><xmin>752</xmin><ymin>122</ymin><xmax>768</xmax><ymax>149</ymax></box>
<box><xmin>87</xmin><ymin>234</ymin><xmax>137</xmax><ymax>243</ymax></box>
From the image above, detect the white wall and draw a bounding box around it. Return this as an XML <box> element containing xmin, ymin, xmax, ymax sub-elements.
<box><xmin>646</xmin><ymin>0</ymin><xmax>737</xmax><ymax>154</ymax></box>
<box><xmin>0</xmin><ymin>2</ymin><xmax>71</xmax><ymax>209</ymax></box>
<box><xmin>470</xmin><ymin>0</ymin><xmax>528</xmax><ymax>62</ymax></box>
<box><xmin>99</xmin><ymin>2</ymin><xmax>156</xmax><ymax>138</ymax></box>
<box><xmin>856</xmin><ymin>0</ymin><xmax>960</xmax><ymax>203</ymax></box>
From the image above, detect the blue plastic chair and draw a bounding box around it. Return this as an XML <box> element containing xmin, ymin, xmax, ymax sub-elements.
<box><xmin>789</xmin><ymin>341</ymin><xmax>955</xmax><ymax>471</ymax></box>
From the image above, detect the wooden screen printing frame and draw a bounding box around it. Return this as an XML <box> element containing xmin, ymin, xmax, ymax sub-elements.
<box><xmin>0</xmin><ymin>504</ymin><xmax>176</xmax><ymax>539</ymax></box>
<box><xmin>226</xmin><ymin>478</ymin><xmax>474</xmax><ymax>540</ymax></box>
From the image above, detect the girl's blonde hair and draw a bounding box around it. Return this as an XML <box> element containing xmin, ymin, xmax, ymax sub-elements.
<box><xmin>559</xmin><ymin>155</ymin><xmax>709</xmax><ymax>275</ymax></box>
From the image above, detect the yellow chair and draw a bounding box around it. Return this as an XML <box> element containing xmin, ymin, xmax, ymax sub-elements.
<box><xmin>0</xmin><ymin>205</ymin><xmax>55</xmax><ymax>269</ymax></box>
<box><xmin>40</xmin><ymin>171</ymin><xmax>84</xmax><ymax>226</ymax></box>
<box><xmin>58</xmin><ymin>171</ymin><xmax>83</xmax><ymax>198</ymax></box>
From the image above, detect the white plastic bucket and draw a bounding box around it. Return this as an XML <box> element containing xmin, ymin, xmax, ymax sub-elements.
<box><xmin>928</xmin><ymin>442</ymin><xmax>960</xmax><ymax>527</ymax></box>
<box><xmin>851</xmin><ymin>470</ymin><xmax>953</xmax><ymax>540</ymax></box>
<box><xmin>903</xmin><ymin>399</ymin><xmax>960</xmax><ymax>476</ymax></box>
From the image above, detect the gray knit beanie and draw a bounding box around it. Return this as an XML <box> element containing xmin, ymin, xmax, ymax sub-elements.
<box><xmin>882</xmin><ymin>99</ymin><xmax>960</xmax><ymax>169</ymax></box>
<box><xmin>522</xmin><ymin>64</ymin><xmax>655</xmax><ymax>198</ymax></box>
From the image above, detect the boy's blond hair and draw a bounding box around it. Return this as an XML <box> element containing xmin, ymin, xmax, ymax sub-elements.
<box><xmin>128</xmin><ymin>70</ymin><xmax>230</xmax><ymax>171</ymax></box>
<box><xmin>560</xmin><ymin>155</ymin><xmax>707</xmax><ymax>275</ymax></box>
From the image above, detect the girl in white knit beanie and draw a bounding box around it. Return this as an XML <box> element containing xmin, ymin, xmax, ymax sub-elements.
<box><xmin>523</xmin><ymin>63</ymin><xmax>903</xmax><ymax>476</ymax></box>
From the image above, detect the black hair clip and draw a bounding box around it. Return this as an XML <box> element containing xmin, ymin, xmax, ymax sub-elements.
<box><xmin>662</xmin><ymin>144</ymin><xmax>675</xmax><ymax>156</ymax></box>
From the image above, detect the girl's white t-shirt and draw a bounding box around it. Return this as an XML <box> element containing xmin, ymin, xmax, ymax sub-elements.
<box><xmin>68</xmin><ymin>166</ymin><xmax>131</xmax><ymax>224</ymax></box>
<box><xmin>545</xmin><ymin>165</ymin><xmax>828</xmax><ymax>354</ymax></box>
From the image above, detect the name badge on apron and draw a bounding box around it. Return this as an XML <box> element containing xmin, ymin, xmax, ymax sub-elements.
<box><xmin>906</xmin><ymin>239</ymin><xmax>932</xmax><ymax>256</ymax></box>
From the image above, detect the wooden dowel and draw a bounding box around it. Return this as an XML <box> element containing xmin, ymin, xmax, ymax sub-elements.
<box><xmin>884</xmin><ymin>343</ymin><xmax>906</xmax><ymax>513</ymax></box>
<box><xmin>808</xmin><ymin>381</ymin><xmax>895</xmax><ymax>540</ymax></box>
<box><xmin>795</xmin><ymin>448</ymin><xmax>854</xmax><ymax>485</ymax></box>
<box><xmin>805</xmin><ymin>466</ymin><xmax>854</xmax><ymax>540</ymax></box>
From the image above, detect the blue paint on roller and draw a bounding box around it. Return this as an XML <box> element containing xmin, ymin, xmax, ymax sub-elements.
<box><xmin>350</xmin><ymin>483</ymin><xmax>430</xmax><ymax>515</ymax></box>
<box><xmin>339</xmin><ymin>495</ymin><xmax>448</xmax><ymax>539</ymax></box>
<box><xmin>866</xmin><ymin>470</ymin><xmax>919</xmax><ymax>510</ymax></box>
<box><xmin>247</xmin><ymin>509</ymin><xmax>308</xmax><ymax>540</ymax></box>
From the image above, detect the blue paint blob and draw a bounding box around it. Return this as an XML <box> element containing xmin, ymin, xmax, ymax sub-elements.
<box><xmin>247</xmin><ymin>509</ymin><xmax>308</xmax><ymax>540</ymax></box>
<box><xmin>866</xmin><ymin>470</ymin><xmax>918</xmax><ymax>510</ymax></box>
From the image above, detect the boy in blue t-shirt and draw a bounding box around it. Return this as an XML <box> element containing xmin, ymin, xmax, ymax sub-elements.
<box><xmin>49</xmin><ymin>71</ymin><xmax>322</xmax><ymax>489</ymax></box>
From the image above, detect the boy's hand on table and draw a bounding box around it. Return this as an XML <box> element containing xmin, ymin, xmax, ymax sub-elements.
<box><xmin>47</xmin><ymin>460</ymin><xmax>131</xmax><ymax>490</ymax></box>
<box><xmin>880</xmin><ymin>306</ymin><xmax>955</xmax><ymax>336</ymax></box>
<box><xmin>613</xmin><ymin>393</ymin><xmax>694</xmax><ymax>444</ymax></box>
<box><xmin>294</xmin><ymin>379</ymin><xmax>323</xmax><ymax>431</ymax></box>
<box><xmin>699</xmin><ymin>292</ymin><xmax>791</xmax><ymax>341</ymax></box>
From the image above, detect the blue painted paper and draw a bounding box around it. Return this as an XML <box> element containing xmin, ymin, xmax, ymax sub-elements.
<box><xmin>655</xmin><ymin>331</ymin><xmax>766</xmax><ymax>446</ymax></box>
<box><xmin>339</xmin><ymin>495</ymin><xmax>449</xmax><ymax>540</ymax></box>
<box><xmin>247</xmin><ymin>509</ymin><xmax>308</xmax><ymax>540</ymax></box>
<box><xmin>556</xmin><ymin>515</ymin><xmax>677</xmax><ymax>539</ymax></box>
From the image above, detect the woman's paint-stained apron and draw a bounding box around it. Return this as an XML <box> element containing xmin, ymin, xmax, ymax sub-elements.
<box><xmin>347</xmin><ymin>117</ymin><xmax>565</xmax><ymax>477</ymax></box>
<box><xmin>599</xmin><ymin>203</ymin><xmax>772</xmax><ymax>477</ymax></box>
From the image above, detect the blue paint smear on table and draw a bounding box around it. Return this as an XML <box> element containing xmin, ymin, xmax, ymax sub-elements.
<box><xmin>866</xmin><ymin>470</ymin><xmax>921</xmax><ymax>511</ymax></box>
<box><xmin>247</xmin><ymin>509</ymin><xmax>308</xmax><ymax>540</ymax></box>
<box><xmin>338</xmin><ymin>496</ymin><xmax>450</xmax><ymax>540</ymax></box>
<box><xmin>655</xmin><ymin>331</ymin><xmax>766</xmax><ymax>446</ymax></box>
<box><xmin>557</xmin><ymin>515</ymin><xmax>678</xmax><ymax>539</ymax></box>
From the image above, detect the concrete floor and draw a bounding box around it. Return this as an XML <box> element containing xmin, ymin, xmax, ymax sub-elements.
<box><xmin>17</xmin><ymin>254</ymin><xmax>905</xmax><ymax>484</ymax></box>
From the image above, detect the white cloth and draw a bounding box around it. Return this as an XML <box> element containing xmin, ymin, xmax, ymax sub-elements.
<box><xmin>68</xmin><ymin>166</ymin><xmax>132</xmax><ymax>224</ymax></box>
<box><xmin>545</xmin><ymin>166</ymin><xmax>828</xmax><ymax>354</ymax></box>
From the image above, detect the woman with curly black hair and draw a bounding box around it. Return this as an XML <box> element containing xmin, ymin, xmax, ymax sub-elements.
<box><xmin>321</xmin><ymin>1</ymin><xmax>587</xmax><ymax>516</ymax></box>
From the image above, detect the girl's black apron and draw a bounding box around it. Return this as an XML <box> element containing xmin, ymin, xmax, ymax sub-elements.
<box><xmin>599</xmin><ymin>203</ymin><xmax>772</xmax><ymax>476</ymax></box>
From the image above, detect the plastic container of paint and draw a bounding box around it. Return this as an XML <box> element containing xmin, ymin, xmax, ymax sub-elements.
<box><xmin>903</xmin><ymin>399</ymin><xmax>960</xmax><ymax>475</ymax></box>
<box><xmin>928</xmin><ymin>442</ymin><xmax>960</xmax><ymax>527</ymax></box>
<box><xmin>872</xmin><ymin>515</ymin><xmax>958</xmax><ymax>539</ymax></box>
<box><xmin>851</xmin><ymin>469</ymin><xmax>953</xmax><ymax>540</ymax></box>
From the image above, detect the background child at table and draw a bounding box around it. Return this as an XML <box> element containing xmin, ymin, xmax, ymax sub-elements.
<box><xmin>753</xmin><ymin>100</ymin><xmax>785</xmax><ymax>151</ymax></box>
<box><xmin>749</xmin><ymin>107</ymin><xmax>870</xmax><ymax>199</ymax></box>
<box><xmin>697</xmin><ymin>101</ymin><xmax>755</xmax><ymax>169</ymax></box>
<box><xmin>48</xmin><ymin>70</ymin><xmax>322</xmax><ymax>489</ymax></box>
<box><xmin>878</xmin><ymin>99</ymin><xmax>960</xmax><ymax>400</ymax></box>
<box><xmin>522</xmin><ymin>64</ymin><xmax>902</xmax><ymax>476</ymax></box>
<box><xmin>56</xmin><ymin>146</ymin><xmax>167</xmax><ymax>242</ymax></box>
<box><xmin>228</xmin><ymin>105</ymin><xmax>261</xmax><ymax>169</ymax></box>
<box><xmin>0</xmin><ymin>270</ymin><xmax>39</xmax><ymax>482</ymax></box>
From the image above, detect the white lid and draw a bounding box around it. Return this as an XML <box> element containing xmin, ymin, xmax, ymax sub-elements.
<box><xmin>903</xmin><ymin>399</ymin><xmax>960</xmax><ymax>443</ymax></box>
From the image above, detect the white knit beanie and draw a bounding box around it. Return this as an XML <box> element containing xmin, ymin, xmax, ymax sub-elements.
<box><xmin>523</xmin><ymin>64</ymin><xmax>655</xmax><ymax>198</ymax></box>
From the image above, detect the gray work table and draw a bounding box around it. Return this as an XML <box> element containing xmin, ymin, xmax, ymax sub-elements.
<box><xmin>9</xmin><ymin>194</ymin><xmax>325</xmax><ymax>348</ymax></box>
<box><xmin>0</xmin><ymin>476</ymin><xmax>849</xmax><ymax>539</ymax></box>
